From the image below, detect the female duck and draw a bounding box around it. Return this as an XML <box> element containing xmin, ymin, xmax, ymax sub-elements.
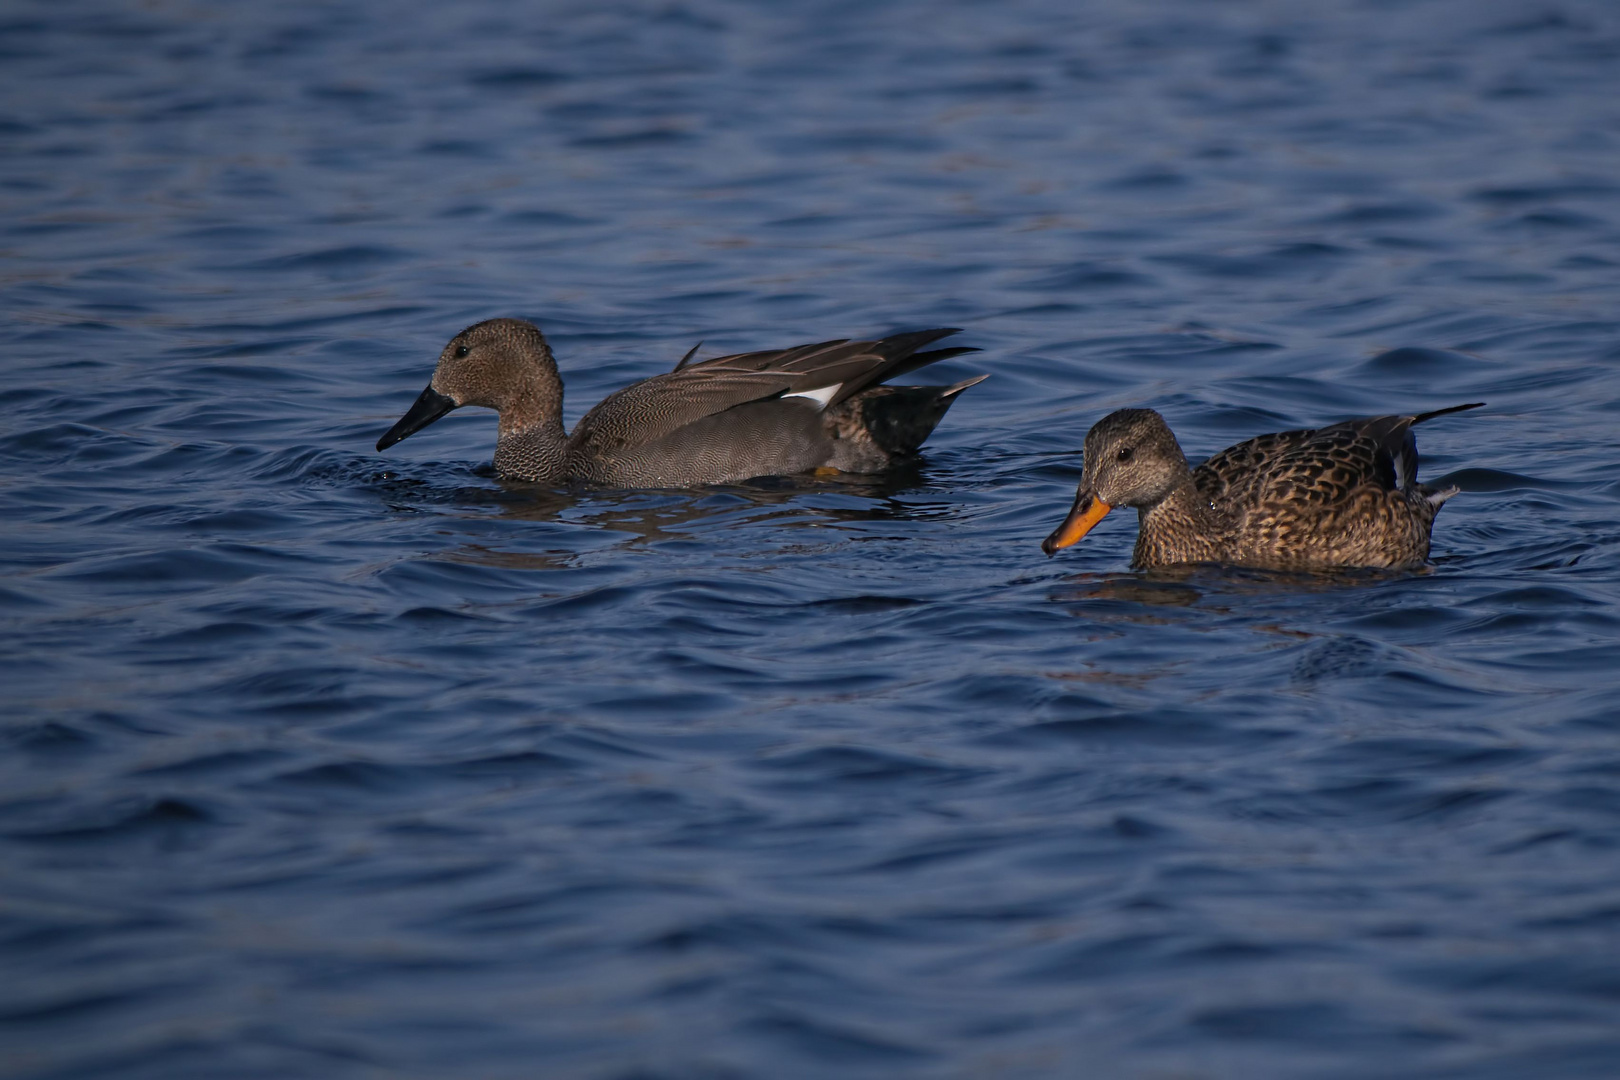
<box><xmin>1042</xmin><ymin>404</ymin><xmax>1483</xmax><ymax>569</ymax></box>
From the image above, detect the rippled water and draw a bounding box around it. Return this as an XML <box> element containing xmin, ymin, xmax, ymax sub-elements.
<box><xmin>5</xmin><ymin>1</ymin><xmax>1620</xmax><ymax>1076</ymax></box>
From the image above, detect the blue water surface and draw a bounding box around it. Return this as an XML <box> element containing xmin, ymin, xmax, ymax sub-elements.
<box><xmin>4</xmin><ymin>1</ymin><xmax>1620</xmax><ymax>1077</ymax></box>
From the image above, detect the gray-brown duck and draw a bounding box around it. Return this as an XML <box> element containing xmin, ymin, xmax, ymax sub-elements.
<box><xmin>376</xmin><ymin>318</ymin><xmax>985</xmax><ymax>487</ymax></box>
<box><xmin>1042</xmin><ymin>403</ymin><xmax>1484</xmax><ymax>569</ymax></box>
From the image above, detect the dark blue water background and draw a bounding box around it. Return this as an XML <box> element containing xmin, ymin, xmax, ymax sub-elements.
<box><xmin>4</xmin><ymin>1</ymin><xmax>1620</xmax><ymax>1076</ymax></box>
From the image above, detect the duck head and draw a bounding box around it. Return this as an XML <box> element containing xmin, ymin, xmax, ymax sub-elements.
<box><xmin>377</xmin><ymin>318</ymin><xmax>562</xmax><ymax>451</ymax></box>
<box><xmin>1042</xmin><ymin>408</ymin><xmax>1188</xmax><ymax>555</ymax></box>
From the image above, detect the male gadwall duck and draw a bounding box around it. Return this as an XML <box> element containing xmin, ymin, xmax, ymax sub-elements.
<box><xmin>1042</xmin><ymin>403</ymin><xmax>1484</xmax><ymax>569</ymax></box>
<box><xmin>377</xmin><ymin>318</ymin><xmax>986</xmax><ymax>487</ymax></box>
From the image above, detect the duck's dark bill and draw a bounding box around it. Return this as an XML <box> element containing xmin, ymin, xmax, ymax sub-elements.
<box><xmin>377</xmin><ymin>385</ymin><xmax>457</xmax><ymax>451</ymax></box>
<box><xmin>1042</xmin><ymin>493</ymin><xmax>1111</xmax><ymax>555</ymax></box>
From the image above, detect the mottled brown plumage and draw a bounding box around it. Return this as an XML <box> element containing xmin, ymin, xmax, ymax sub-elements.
<box><xmin>1042</xmin><ymin>404</ymin><xmax>1484</xmax><ymax>569</ymax></box>
<box><xmin>376</xmin><ymin>318</ymin><xmax>985</xmax><ymax>487</ymax></box>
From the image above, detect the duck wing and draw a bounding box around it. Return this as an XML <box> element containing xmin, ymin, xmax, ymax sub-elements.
<box><xmin>1193</xmin><ymin>428</ymin><xmax>1317</xmax><ymax>506</ymax></box>
<box><xmin>1322</xmin><ymin>402</ymin><xmax>1485</xmax><ymax>492</ymax></box>
<box><xmin>569</xmin><ymin>329</ymin><xmax>973</xmax><ymax>455</ymax></box>
<box><xmin>1194</xmin><ymin>403</ymin><xmax>1485</xmax><ymax>509</ymax></box>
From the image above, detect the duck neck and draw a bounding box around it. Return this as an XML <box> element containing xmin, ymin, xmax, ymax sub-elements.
<box><xmin>1134</xmin><ymin>477</ymin><xmax>1224</xmax><ymax>566</ymax></box>
<box><xmin>491</xmin><ymin>358</ymin><xmax>569</xmax><ymax>483</ymax></box>
<box><xmin>493</xmin><ymin>385</ymin><xmax>569</xmax><ymax>483</ymax></box>
<box><xmin>493</xmin><ymin>422</ymin><xmax>569</xmax><ymax>483</ymax></box>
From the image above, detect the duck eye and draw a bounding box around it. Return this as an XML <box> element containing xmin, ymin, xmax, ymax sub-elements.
<box><xmin>454</xmin><ymin>345</ymin><xmax>470</xmax><ymax>359</ymax></box>
<box><xmin>1116</xmin><ymin>446</ymin><xmax>1133</xmax><ymax>462</ymax></box>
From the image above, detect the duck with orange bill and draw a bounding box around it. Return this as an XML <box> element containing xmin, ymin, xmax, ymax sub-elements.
<box><xmin>1042</xmin><ymin>404</ymin><xmax>1484</xmax><ymax>570</ymax></box>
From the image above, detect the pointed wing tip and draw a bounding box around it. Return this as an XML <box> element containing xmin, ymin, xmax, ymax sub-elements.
<box><xmin>942</xmin><ymin>373</ymin><xmax>991</xmax><ymax>398</ymax></box>
<box><xmin>883</xmin><ymin>327</ymin><xmax>966</xmax><ymax>347</ymax></box>
<box><xmin>905</xmin><ymin>345</ymin><xmax>981</xmax><ymax>367</ymax></box>
<box><xmin>673</xmin><ymin>340</ymin><xmax>705</xmax><ymax>372</ymax></box>
<box><xmin>1414</xmin><ymin>402</ymin><xmax>1486</xmax><ymax>424</ymax></box>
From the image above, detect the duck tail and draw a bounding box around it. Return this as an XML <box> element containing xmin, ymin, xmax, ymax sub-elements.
<box><xmin>837</xmin><ymin>375</ymin><xmax>987</xmax><ymax>457</ymax></box>
<box><xmin>1423</xmin><ymin>483</ymin><xmax>1461</xmax><ymax>508</ymax></box>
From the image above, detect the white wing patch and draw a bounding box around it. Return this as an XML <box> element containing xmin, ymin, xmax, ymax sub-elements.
<box><xmin>1391</xmin><ymin>449</ymin><xmax>1409</xmax><ymax>490</ymax></box>
<box><xmin>782</xmin><ymin>383</ymin><xmax>842</xmax><ymax>409</ymax></box>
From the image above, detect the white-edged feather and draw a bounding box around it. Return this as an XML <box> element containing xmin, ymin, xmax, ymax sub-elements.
<box><xmin>1391</xmin><ymin>449</ymin><xmax>1410</xmax><ymax>490</ymax></box>
<box><xmin>782</xmin><ymin>383</ymin><xmax>841</xmax><ymax>409</ymax></box>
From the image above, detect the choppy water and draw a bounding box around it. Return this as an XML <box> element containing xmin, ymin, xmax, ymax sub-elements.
<box><xmin>4</xmin><ymin>1</ymin><xmax>1620</xmax><ymax>1077</ymax></box>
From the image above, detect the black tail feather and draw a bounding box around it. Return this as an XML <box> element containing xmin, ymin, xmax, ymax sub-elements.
<box><xmin>1413</xmin><ymin>401</ymin><xmax>1485</xmax><ymax>425</ymax></box>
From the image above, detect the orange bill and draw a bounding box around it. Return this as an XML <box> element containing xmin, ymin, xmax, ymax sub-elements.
<box><xmin>1041</xmin><ymin>493</ymin><xmax>1111</xmax><ymax>555</ymax></box>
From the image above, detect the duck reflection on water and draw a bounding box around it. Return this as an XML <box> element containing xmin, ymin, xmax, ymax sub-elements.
<box><xmin>374</xmin><ymin>457</ymin><xmax>966</xmax><ymax>570</ymax></box>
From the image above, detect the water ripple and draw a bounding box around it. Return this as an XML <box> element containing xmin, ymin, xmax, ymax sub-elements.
<box><xmin>4</xmin><ymin>0</ymin><xmax>1620</xmax><ymax>1076</ymax></box>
